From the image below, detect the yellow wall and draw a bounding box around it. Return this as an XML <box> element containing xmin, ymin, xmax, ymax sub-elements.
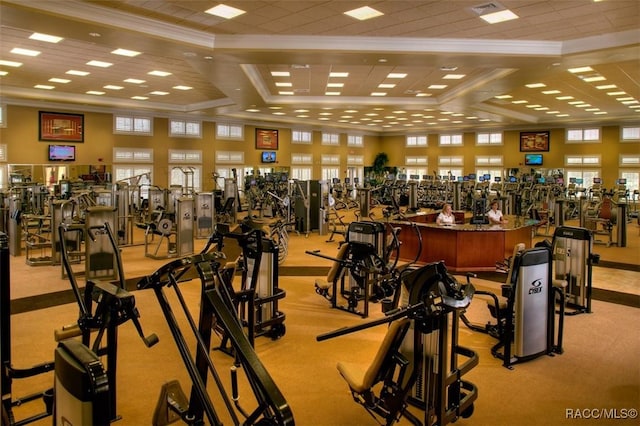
<box><xmin>0</xmin><ymin>104</ymin><xmax>637</xmax><ymax>189</ymax></box>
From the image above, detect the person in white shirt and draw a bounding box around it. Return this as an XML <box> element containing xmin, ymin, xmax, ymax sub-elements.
<box><xmin>436</xmin><ymin>203</ymin><xmax>455</xmax><ymax>225</ymax></box>
<box><xmin>487</xmin><ymin>200</ymin><xmax>507</xmax><ymax>225</ymax></box>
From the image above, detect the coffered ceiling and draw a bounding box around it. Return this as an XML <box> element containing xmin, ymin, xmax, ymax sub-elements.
<box><xmin>1</xmin><ymin>0</ymin><xmax>639</xmax><ymax>133</ymax></box>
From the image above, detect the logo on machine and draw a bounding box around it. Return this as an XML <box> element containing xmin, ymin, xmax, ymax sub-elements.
<box><xmin>528</xmin><ymin>279</ymin><xmax>543</xmax><ymax>295</ymax></box>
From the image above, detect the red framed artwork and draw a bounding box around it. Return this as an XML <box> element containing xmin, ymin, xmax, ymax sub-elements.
<box><xmin>39</xmin><ymin>111</ymin><xmax>84</xmax><ymax>142</ymax></box>
<box><xmin>256</xmin><ymin>128</ymin><xmax>278</xmax><ymax>150</ymax></box>
<box><xmin>519</xmin><ymin>131</ymin><xmax>549</xmax><ymax>152</ymax></box>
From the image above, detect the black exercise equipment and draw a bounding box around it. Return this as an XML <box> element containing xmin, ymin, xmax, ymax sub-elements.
<box><xmin>137</xmin><ymin>252</ymin><xmax>294</xmax><ymax>426</ymax></box>
<box><xmin>217</xmin><ymin>224</ymin><xmax>288</xmax><ymax>344</ymax></box>
<box><xmin>317</xmin><ymin>261</ymin><xmax>478</xmax><ymax>426</ymax></box>
<box><xmin>1</xmin><ymin>233</ymin><xmax>55</xmax><ymax>426</ymax></box>
<box><xmin>53</xmin><ymin>339</ymin><xmax>110</xmax><ymax>426</ymax></box>
<box><xmin>57</xmin><ymin>222</ymin><xmax>158</xmax><ymax>421</ymax></box>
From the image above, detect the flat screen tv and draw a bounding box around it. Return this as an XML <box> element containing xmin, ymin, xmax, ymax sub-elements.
<box><xmin>524</xmin><ymin>153</ymin><xmax>543</xmax><ymax>166</ymax></box>
<box><xmin>261</xmin><ymin>151</ymin><xmax>276</xmax><ymax>163</ymax></box>
<box><xmin>49</xmin><ymin>145</ymin><xmax>75</xmax><ymax>161</ymax></box>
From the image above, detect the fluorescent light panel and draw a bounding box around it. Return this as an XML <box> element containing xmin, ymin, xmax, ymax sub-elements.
<box><xmin>112</xmin><ymin>48</ymin><xmax>141</xmax><ymax>57</ymax></box>
<box><xmin>148</xmin><ymin>70</ymin><xmax>172</xmax><ymax>77</ymax></box>
<box><xmin>29</xmin><ymin>32</ymin><xmax>63</xmax><ymax>43</ymax></box>
<box><xmin>344</xmin><ymin>6</ymin><xmax>384</xmax><ymax>21</ymax></box>
<box><xmin>86</xmin><ymin>60</ymin><xmax>113</xmax><ymax>68</ymax></box>
<box><xmin>480</xmin><ymin>9</ymin><xmax>518</xmax><ymax>24</ymax></box>
<box><xmin>10</xmin><ymin>47</ymin><xmax>40</xmax><ymax>57</ymax></box>
<box><xmin>205</xmin><ymin>4</ymin><xmax>246</xmax><ymax>19</ymax></box>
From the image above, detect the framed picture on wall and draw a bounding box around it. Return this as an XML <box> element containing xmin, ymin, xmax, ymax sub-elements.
<box><xmin>39</xmin><ymin>111</ymin><xmax>84</xmax><ymax>142</ymax></box>
<box><xmin>519</xmin><ymin>131</ymin><xmax>549</xmax><ymax>152</ymax></box>
<box><xmin>256</xmin><ymin>128</ymin><xmax>278</xmax><ymax>150</ymax></box>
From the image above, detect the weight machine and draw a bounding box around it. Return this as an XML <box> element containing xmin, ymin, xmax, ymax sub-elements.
<box><xmin>317</xmin><ymin>261</ymin><xmax>478</xmax><ymax>426</ymax></box>
<box><xmin>549</xmin><ymin>226</ymin><xmax>599</xmax><ymax>315</ymax></box>
<box><xmin>136</xmin><ymin>252</ymin><xmax>294</xmax><ymax>426</ymax></box>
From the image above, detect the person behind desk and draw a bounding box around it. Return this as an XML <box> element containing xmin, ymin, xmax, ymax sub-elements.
<box><xmin>488</xmin><ymin>200</ymin><xmax>508</xmax><ymax>225</ymax></box>
<box><xmin>436</xmin><ymin>203</ymin><xmax>455</xmax><ymax>225</ymax></box>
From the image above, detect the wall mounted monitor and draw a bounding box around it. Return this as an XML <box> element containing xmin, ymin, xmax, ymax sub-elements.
<box><xmin>524</xmin><ymin>153</ymin><xmax>543</xmax><ymax>166</ymax></box>
<box><xmin>261</xmin><ymin>151</ymin><xmax>276</xmax><ymax>163</ymax></box>
<box><xmin>48</xmin><ymin>144</ymin><xmax>76</xmax><ymax>161</ymax></box>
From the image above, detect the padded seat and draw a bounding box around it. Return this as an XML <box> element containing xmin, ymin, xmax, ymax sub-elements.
<box><xmin>337</xmin><ymin>317</ymin><xmax>410</xmax><ymax>394</ymax></box>
<box><xmin>314</xmin><ymin>243</ymin><xmax>349</xmax><ymax>292</ymax></box>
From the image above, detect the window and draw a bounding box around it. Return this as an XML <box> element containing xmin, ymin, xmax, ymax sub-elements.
<box><xmin>0</xmin><ymin>104</ymin><xmax>5</xmax><ymax>128</ymax></box>
<box><xmin>439</xmin><ymin>133</ymin><xmax>463</xmax><ymax>146</ymax></box>
<box><xmin>114</xmin><ymin>114</ymin><xmax>153</xmax><ymax>135</ymax></box>
<box><xmin>321</xmin><ymin>154</ymin><xmax>340</xmax><ymax>165</ymax></box>
<box><xmin>476</xmin><ymin>155</ymin><xmax>503</xmax><ymax>167</ymax></box>
<box><xmin>169</xmin><ymin>118</ymin><xmax>202</xmax><ymax>138</ymax></box>
<box><xmin>292</xmin><ymin>130</ymin><xmax>312</xmax><ymax>144</ymax></box>
<box><xmin>0</xmin><ymin>144</ymin><xmax>6</xmax><ymax>190</ymax></box>
<box><xmin>347</xmin><ymin>155</ymin><xmax>364</xmax><ymax>165</ymax></box>
<box><xmin>168</xmin><ymin>149</ymin><xmax>202</xmax><ymax>164</ymax></box>
<box><xmin>565</xmin><ymin>169</ymin><xmax>600</xmax><ymax>188</ymax></box>
<box><xmin>291</xmin><ymin>153</ymin><xmax>313</xmax><ymax>165</ymax></box>
<box><xmin>216</xmin><ymin>151</ymin><xmax>244</xmax><ymax>164</ymax></box>
<box><xmin>405</xmin><ymin>156</ymin><xmax>428</xmax><ymax>167</ymax></box>
<box><xmin>291</xmin><ymin>167</ymin><xmax>312</xmax><ymax>180</ymax></box>
<box><xmin>113</xmin><ymin>147</ymin><xmax>153</xmax><ymax>163</ymax></box>
<box><xmin>322</xmin><ymin>132</ymin><xmax>340</xmax><ymax>145</ymax></box>
<box><xmin>438</xmin><ymin>156</ymin><xmax>463</xmax><ymax>180</ymax></box>
<box><xmin>620</xmin><ymin>171</ymin><xmax>639</xmax><ymax>193</ymax></box>
<box><xmin>437</xmin><ymin>168</ymin><xmax>463</xmax><ymax>180</ymax></box>
<box><xmin>347</xmin><ymin>134</ymin><xmax>363</xmax><ymax>147</ymax></box>
<box><xmin>620</xmin><ymin>154</ymin><xmax>640</xmax><ymax>167</ymax></box>
<box><xmin>0</xmin><ymin>144</ymin><xmax>6</xmax><ymax>162</ymax></box>
<box><xmin>321</xmin><ymin>167</ymin><xmax>340</xmax><ymax>181</ymax></box>
<box><xmin>113</xmin><ymin>166</ymin><xmax>152</xmax><ymax>199</ymax></box>
<box><xmin>566</xmin><ymin>127</ymin><xmax>600</xmax><ymax>143</ymax></box>
<box><xmin>215</xmin><ymin>167</ymin><xmax>245</xmax><ymax>195</ymax></box>
<box><xmin>565</xmin><ymin>155</ymin><xmax>601</xmax><ymax>167</ymax></box>
<box><xmin>476</xmin><ymin>131</ymin><xmax>503</xmax><ymax>145</ymax></box>
<box><xmin>621</xmin><ymin>126</ymin><xmax>640</xmax><ymax>142</ymax></box>
<box><xmin>406</xmin><ymin>135</ymin><xmax>427</xmax><ymax>147</ymax></box>
<box><xmin>216</xmin><ymin>122</ymin><xmax>244</xmax><ymax>140</ymax></box>
<box><xmin>170</xmin><ymin>165</ymin><xmax>201</xmax><ymax>192</ymax></box>
<box><xmin>438</xmin><ymin>156</ymin><xmax>464</xmax><ymax>166</ymax></box>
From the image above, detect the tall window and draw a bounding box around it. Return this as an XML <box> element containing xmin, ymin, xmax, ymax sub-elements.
<box><xmin>0</xmin><ymin>104</ymin><xmax>5</xmax><ymax>128</ymax></box>
<box><xmin>113</xmin><ymin>147</ymin><xmax>153</xmax><ymax>199</ymax></box>
<box><xmin>291</xmin><ymin>153</ymin><xmax>313</xmax><ymax>180</ymax></box>
<box><xmin>476</xmin><ymin>155</ymin><xmax>503</xmax><ymax>180</ymax></box>
<box><xmin>438</xmin><ymin>155</ymin><xmax>463</xmax><ymax>179</ymax></box>
<box><xmin>0</xmin><ymin>143</ymin><xmax>6</xmax><ymax>189</ymax></box>
<box><xmin>168</xmin><ymin>149</ymin><xmax>202</xmax><ymax>193</ymax></box>
<box><xmin>405</xmin><ymin>156</ymin><xmax>428</xmax><ymax>179</ymax></box>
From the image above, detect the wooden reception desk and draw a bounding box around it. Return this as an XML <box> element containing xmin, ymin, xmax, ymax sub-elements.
<box><xmin>394</xmin><ymin>215</ymin><xmax>537</xmax><ymax>272</ymax></box>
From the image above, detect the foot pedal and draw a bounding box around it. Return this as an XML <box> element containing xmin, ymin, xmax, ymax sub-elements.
<box><xmin>152</xmin><ymin>380</ymin><xmax>189</xmax><ymax>426</ymax></box>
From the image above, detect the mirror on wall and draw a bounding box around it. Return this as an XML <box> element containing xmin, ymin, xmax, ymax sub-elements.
<box><xmin>8</xmin><ymin>164</ymin><xmax>112</xmax><ymax>189</ymax></box>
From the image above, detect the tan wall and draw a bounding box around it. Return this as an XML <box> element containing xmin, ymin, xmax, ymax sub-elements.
<box><xmin>1</xmin><ymin>104</ymin><xmax>637</xmax><ymax>189</ymax></box>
